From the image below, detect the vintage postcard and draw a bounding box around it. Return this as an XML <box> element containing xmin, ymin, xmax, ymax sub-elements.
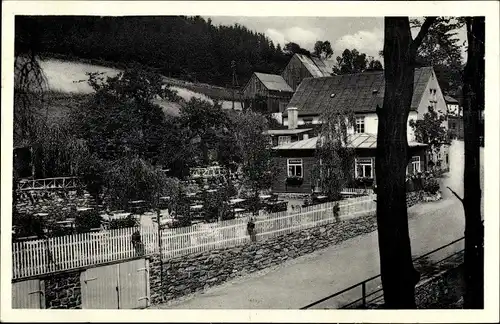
<box><xmin>1</xmin><ymin>1</ymin><xmax>498</xmax><ymax>323</ymax></box>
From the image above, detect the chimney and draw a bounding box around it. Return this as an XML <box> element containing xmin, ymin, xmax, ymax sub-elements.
<box><xmin>287</xmin><ymin>107</ymin><xmax>298</xmax><ymax>130</ymax></box>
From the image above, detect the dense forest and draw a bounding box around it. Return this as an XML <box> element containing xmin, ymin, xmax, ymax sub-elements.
<box><xmin>15</xmin><ymin>15</ymin><xmax>291</xmax><ymax>87</ymax></box>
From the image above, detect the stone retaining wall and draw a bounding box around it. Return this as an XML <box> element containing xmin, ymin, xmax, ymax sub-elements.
<box><xmin>149</xmin><ymin>214</ymin><xmax>378</xmax><ymax>305</ymax></box>
<box><xmin>44</xmin><ymin>270</ymin><xmax>82</xmax><ymax>309</ymax></box>
<box><xmin>415</xmin><ymin>264</ymin><xmax>465</xmax><ymax>308</ymax></box>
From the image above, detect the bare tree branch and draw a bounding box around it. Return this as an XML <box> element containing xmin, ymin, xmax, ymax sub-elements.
<box><xmin>447</xmin><ymin>186</ymin><xmax>464</xmax><ymax>204</ymax></box>
<box><xmin>411</xmin><ymin>17</ymin><xmax>438</xmax><ymax>54</ymax></box>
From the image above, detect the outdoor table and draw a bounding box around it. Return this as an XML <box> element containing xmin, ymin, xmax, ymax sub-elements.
<box><xmin>110</xmin><ymin>212</ymin><xmax>131</xmax><ymax>220</ymax></box>
<box><xmin>35</xmin><ymin>213</ymin><xmax>49</xmax><ymax>217</ymax></box>
<box><xmin>56</xmin><ymin>220</ymin><xmax>74</xmax><ymax>228</ymax></box>
<box><xmin>206</xmin><ymin>189</ymin><xmax>217</xmax><ymax>193</ymax></box>
<box><xmin>159</xmin><ymin>196</ymin><xmax>170</xmax><ymax>200</ymax></box>
<box><xmin>190</xmin><ymin>204</ymin><xmax>203</xmax><ymax>210</ymax></box>
<box><xmin>229</xmin><ymin>198</ymin><xmax>246</xmax><ymax>204</ymax></box>
<box><xmin>266</xmin><ymin>200</ymin><xmax>285</xmax><ymax>205</ymax></box>
<box><xmin>76</xmin><ymin>207</ymin><xmax>93</xmax><ymax>212</ymax></box>
<box><xmin>316</xmin><ymin>195</ymin><xmax>327</xmax><ymax>199</ymax></box>
<box><xmin>233</xmin><ymin>208</ymin><xmax>246</xmax><ymax>213</ymax></box>
<box><xmin>129</xmin><ymin>200</ymin><xmax>145</xmax><ymax>205</ymax></box>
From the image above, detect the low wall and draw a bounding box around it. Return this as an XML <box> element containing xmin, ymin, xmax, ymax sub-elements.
<box><xmin>415</xmin><ymin>264</ymin><xmax>465</xmax><ymax>308</ymax></box>
<box><xmin>149</xmin><ymin>214</ymin><xmax>378</xmax><ymax>305</ymax></box>
<box><xmin>45</xmin><ymin>270</ymin><xmax>82</xmax><ymax>309</ymax></box>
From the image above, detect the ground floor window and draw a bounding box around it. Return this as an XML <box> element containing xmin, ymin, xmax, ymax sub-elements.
<box><xmin>287</xmin><ymin>158</ymin><xmax>303</xmax><ymax>177</ymax></box>
<box><xmin>409</xmin><ymin>156</ymin><xmax>421</xmax><ymax>174</ymax></box>
<box><xmin>355</xmin><ymin>157</ymin><xmax>373</xmax><ymax>178</ymax></box>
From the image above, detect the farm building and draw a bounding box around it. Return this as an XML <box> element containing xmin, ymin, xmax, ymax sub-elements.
<box><xmin>242</xmin><ymin>72</ymin><xmax>294</xmax><ymax>115</ymax></box>
<box><xmin>243</xmin><ymin>53</ymin><xmax>335</xmax><ymax>116</ymax></box>
<box><xmin>280</xmin><ymin>53</ymin><xmax>335</xmax><ymax>91</ymax></box>
<box><xmin>269</xmin><ymin>66</ymin><xmax>449</xmax><ymax>193</ymax></box>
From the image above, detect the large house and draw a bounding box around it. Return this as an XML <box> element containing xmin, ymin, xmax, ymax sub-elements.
<box><xmin>269</xmin><ymin>66</ymin><xmax>450</xmax><ymax>193</ymax></box>
<box><xmin>242</xmin><ymin>53</ymin><xmax>335</xmax><ymax>117</ymax></box>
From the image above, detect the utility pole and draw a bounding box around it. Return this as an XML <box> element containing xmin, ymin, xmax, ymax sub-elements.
<box><xmin>231</xmin><ymin>60</ymin><xmax>238</xmax><ymax>110</ymax></box>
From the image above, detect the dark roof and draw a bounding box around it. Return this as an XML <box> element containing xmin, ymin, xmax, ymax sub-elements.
<box><xmin>254</xmin><ymin>73</ymin><xmax>294</xmax><ymax>92</ymax></box>
<box><xmin>444</xmin><ymin>95</ymin><xmax>459</xmax><ymax>104</ymax></box>
<box><xmin>286</xmin><ymin>67</ymin><xmax>434</xmax><ymax>116</ymax></box>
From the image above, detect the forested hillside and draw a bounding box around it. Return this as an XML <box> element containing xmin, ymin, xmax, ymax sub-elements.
<box><xmin>15</xmin><ymin>16</ymin><xmax>290</xmax><ymax>87</ymax></box>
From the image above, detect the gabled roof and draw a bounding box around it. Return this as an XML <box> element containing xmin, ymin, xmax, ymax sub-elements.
<box><xmin>254</xmin><ymin>72</ymin><xmax>294</xmax><ymax>92</ymax></box>
<box><xmin>444</xmin><ymin>95</ymin><xmax>459</xmax><ymax>104</ymax></box>
<box><xmin>295</xmin><ymin>54</ymin><xmax>335</xmax><ymax>77</ymax></box>
<box><xmin>273</xmin><ymin>133</ymin><xmax>427</xmax><ymax>150</ymax></box>
<box><xmin>286</xmin><ymin>67</ymin><xmax>434</xmax><ymax>116</ymax></box>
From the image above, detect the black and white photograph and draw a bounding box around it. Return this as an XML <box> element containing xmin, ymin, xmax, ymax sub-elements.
<box><xmin>1</xmin><ymin>1</ymin><xmax>498</xmax><ymax>322</ymax></box>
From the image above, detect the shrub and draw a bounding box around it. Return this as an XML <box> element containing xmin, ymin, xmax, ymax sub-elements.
<box><xmin>423</xmin><ymin>177</ymin><xmax>440</xmax><ymax>194</ymax></box>
<box><xmin>108</xmin><ymin>215</ymin><xmax>138</xmax><ymax>229</ymax></box>
<box><xmin>75</xmin><ymin>209</ymin><xmax>103</xmax><ymax>232</ymax></box>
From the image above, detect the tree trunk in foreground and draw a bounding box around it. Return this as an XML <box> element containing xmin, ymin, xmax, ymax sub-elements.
<box><xmin>462</xmin><ymin>16</ymin><xmax>484</xmax><ymax>309</ymax></box>
<box><xmin>376</xmin><ymin>17</ymin><xmax>435</xmax><ymax>309</ymax></box>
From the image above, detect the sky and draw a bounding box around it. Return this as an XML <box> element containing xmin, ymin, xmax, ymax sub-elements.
<box><xmin>205</xmin><ymin>16</ymin><xmax>468</xmax><ymax>62</ymax></box>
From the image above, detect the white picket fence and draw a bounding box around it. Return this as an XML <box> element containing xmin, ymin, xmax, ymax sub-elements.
<box><xmin>12</xmin><ymin>195</ymin><xmax>376</xmax><ymax>279</ymax></box>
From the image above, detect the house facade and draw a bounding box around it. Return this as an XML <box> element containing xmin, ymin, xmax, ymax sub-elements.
<box><xmin>271</xmin><ymin>134</ymin><xmax>427</xmax><ymax>194</ymax></box>
<box><xmin>445</xmin><ymin>95</ymin><xmax>464</xmax><ymax>140</ymax></box>
<box><xmin>269</xmin><ymin>67</ymin><xmax>448</xmax><ymax>193</ymax></box>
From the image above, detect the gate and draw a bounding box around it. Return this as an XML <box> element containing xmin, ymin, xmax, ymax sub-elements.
<box><xmin>12</xmin><ymin>279</ymin><xmax>45</xmax><ymax>309</ymax></box>
<box><xmin>80</xmin><ymin>259</ymin><xmax>149</xmax><ymax>309</ymax></box>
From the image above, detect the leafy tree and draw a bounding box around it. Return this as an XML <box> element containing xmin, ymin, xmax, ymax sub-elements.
<box><xmin>104</xmin><ymin>157</ymin><xmax>179</xmax><ymax>210</ymax></box>
<box><xmin>367</xmin><ymin>56</ymin><xmax>384</xmax><ymax>71</ymax></box>
<box><xmin>313</xmin><ymin>40</ymin><xmax>334</xmax><ymax>59</ymax></box>
<box><xmin>69</xmin><ymin>68</ymin><xmax>181</xmax><ymax>209</ymax></box>
<box><xmin>313</xmin><ymin>107</ymin><xmax>355</xmax><ymax>201</ymax></box>
<box><xmin>177</xmin><ymin>98</ymin><xmax>231</xmax><ymax>166</ymax></box>
<box><xmin>376</xmin><ymin>16</ymin><xmax>436</xmax><ymax>308</ymax></box>
<box><xmin>332</xmin><ymin>49</ymin><xmax>383</xmax><ymax>74</ymax></box>
<box><xmin>409</xmin><ymin>107</ymin><xmax>449</xmax><ymax>164</ymax></box>
<box><xmin>230</xmin><ymin>111</ymin><xmax>278</xmax><ymax>214</ymax></box>
<box><xmin>410</xmin><ymin>17</ymin><xmax>465</xmax><ymax>97</ymax></box>
<box><xmin>284</xmin><ymin>42</ymin><xmax>311</xmax><ymax>56</ymax></box>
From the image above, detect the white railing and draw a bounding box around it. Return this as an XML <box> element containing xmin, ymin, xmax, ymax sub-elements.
<box><xmin>341</xmin><ymin>188</ymin><xmax>375</xmax><ymax>195</ymax></box>
<box><xmin>190</xmin><ymin>166</ymin><xmax>225</xmax><ymax>178</ymax></box>
<box><xmin>12</xmin><ymin>226</ymin><xmax>159</xmax><ymax>279</ymax></box>
<box><xmin>12</xmin><ymin>195</ymin><xmax>376</xmax><ymax>279</ymax></box>
<box><xmin>17</xmin><ymin>177</ymin><xmax>82</xmax><ymax>191</ymax></box>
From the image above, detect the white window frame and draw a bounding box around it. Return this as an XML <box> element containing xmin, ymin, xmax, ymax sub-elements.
<box><xmin>355</xmin><ymin>117</ymin><xmax>365</xmax><ymax>134</ymax></box>
<box><xmin>355</xmin><ymin>157</ymin><xmax>374</xmax><ymax>178</ymax></box>
<box><xmin>410</xmin><ymin>156</ymin><xmax>421</xmax><ymax>174</ymax></box>
<box><xmin>287</xmin><ymin>158</ymin><xmax>303</xmax><ymax>178</ymax></box>
<box><xmin>278</xmin><ymin>136</ymin><xmax>291</xmax><ymax>146</ymax></box>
